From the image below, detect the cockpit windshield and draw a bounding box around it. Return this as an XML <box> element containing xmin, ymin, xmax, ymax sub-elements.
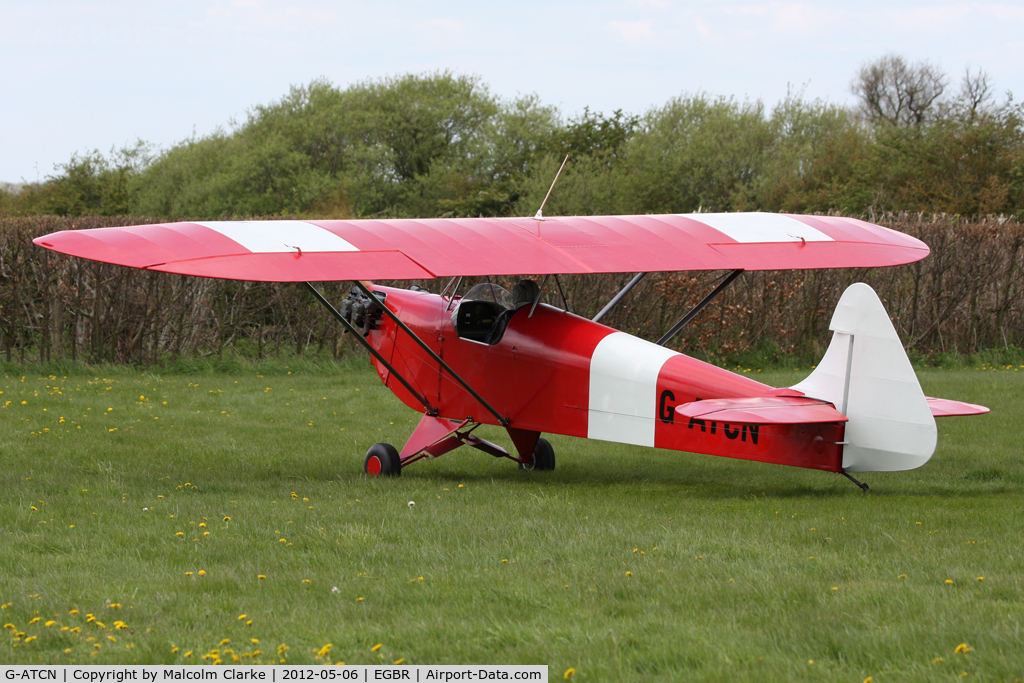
<box><xmin>461</xmin><ymin>283</ymin><xmax>514</xmax><ymax>310</ymax></box>
<box><xmin>451</xmin><ymin>284</ymin><xmax>514</xmax><ymax>344</ymax></box>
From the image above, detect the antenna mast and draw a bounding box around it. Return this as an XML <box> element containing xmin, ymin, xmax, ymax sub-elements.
<box><xmin>534</xmin><ymin>155</ymin><xmax>569</xmax><ymax>220</ymax></box>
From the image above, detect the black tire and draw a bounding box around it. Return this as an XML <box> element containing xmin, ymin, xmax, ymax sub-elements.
<box><xmin>520</xmin><ymin>437</ymin><xmax>555</xmax><ymax>471</ymax></box>
<box><xmin>365</xmin><ymin>442</ymin><xmax>402</xmax><ymax>477</ymax></box>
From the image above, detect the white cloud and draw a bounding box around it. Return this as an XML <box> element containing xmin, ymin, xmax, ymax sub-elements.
<box><xmin>609</xmin><ymin>19</ymin><xmax>656</xmax><ymax>45</ymax></box>
<box><xmin>883</xmin><ymin>4</ymin><xmax>971</xmax><ymax>34</ymax></box>
<box><xmin>421</xmin><ymin>18</ymin><xmax>468</xmax><ymax>37</ymax></box>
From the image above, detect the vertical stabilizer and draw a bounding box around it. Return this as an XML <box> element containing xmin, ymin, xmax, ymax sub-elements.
<box><xmin>792</xmin><ymin>283</ymin><xmax>936</xmax><ymax>472</ymax></box>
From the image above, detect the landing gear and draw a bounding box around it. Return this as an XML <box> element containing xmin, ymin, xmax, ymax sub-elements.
<box><xmin>365</xmin><ymin>443</ymin><xmax>402</xmax><ymax>477</ymax></box>
<box><xmin>520</xmin><ymin>437</ymin><xmax>555</xmax><ymax>471</ymax></box>
<box><xmin>840</xmin><ymin>470</ymin><xmax>869</xmax><ymax>494</ymax></box>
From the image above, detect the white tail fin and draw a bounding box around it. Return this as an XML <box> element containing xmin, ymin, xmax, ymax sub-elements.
<box><xmin>792</xmin><ymin>283</ymin><xmax>936</xmax><ymax>472</ymax></box>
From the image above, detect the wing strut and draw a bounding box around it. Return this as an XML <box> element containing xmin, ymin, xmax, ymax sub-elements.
<box><xmin>656</xmin><ymin>269</ymin><xmax>744</xmax><ymax>346</ymax></box>
<box><xmin>443</xmin><ymin>276</ymin><xmax>463</xmax><ymax>312</ymax></box>
<box><xmin>303</xmin><ymin>283</ymin><xmax>437</xmax><ymax>416</ymax></box>
<box><xmin>592</xmin><ymin>272</ymin><xmax>647</xmax><ymax>323</ymax></box>
<box><xmin>528</xmin><ymin>275</ymin><xmax>549</xmax><ymax>318</ymax></box>
<box><xmin>351</xmin><ymin>281</ymin><xmax>510</xmax><ymax>427</ymax></box>
<box><xmin>554</xmin><ymin>275</ymin><xmax>570</xmax><ymax>312</ymax></box>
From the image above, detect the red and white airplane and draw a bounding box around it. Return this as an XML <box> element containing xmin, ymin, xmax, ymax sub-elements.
<box><xmin>35</xmin><ymin>212</ymin><xmax>987</xmax><ymax>491</ymax></box>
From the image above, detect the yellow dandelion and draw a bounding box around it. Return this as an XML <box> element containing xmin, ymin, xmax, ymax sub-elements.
<box><xmin>946</xmin><ymin>579</ymin><xmax>954</xmax><ymax>584</ymax></box>
<box><xmin>251</xmin><ymin>638</ymin><xmax>259</xmax><ymax>644</ymax></box>
<box><xmin>898</xmin><ymin>574</ymin><xmax>907</xmax><ymax>579</ymax></box>
<box><xmin>185</xmin><ymin>571</ymin><xmax>193</xmax><ymax>576</ymax></box>
<box><xmin>626</xmin><ymin>571</ymin><xmax>632</xmax><ymax>576</ymax></box>
<box><xmin>933</xmin><ymin>657</ymin><xmax>944</xmax><ymax>664</ymax></box>
<box><xmin>220</xmin><ymin>639</ymin><xmax>231</xmax><ymax>646</ymax></box>
<box><xmin>44</xmin><ymin>620</ymin><xmax>55</xmax><ymax>627</ymax></box>
<box><xmin>223</xmin><ymin>516</ymin><xmax>231</xmax><ymax>522</ymax></box>
<box><xmin>371</xmin><ymin>643</ymin><xmax>382</xmax><ymax>652</ymax></box>
<box><xmin>564</xmin><ymin>669</ymin><xmax>576</xmax><ymax>680</ymax></box>
<box><xmin>316</xmin><ymin>644</ymin><xmax>332</xmax><ymax>658</ymax></box>
<box><xmin>238</xmin><ymin>614</ymin><xmax>247</xmax><ymax>620</ymax></box>
<box><xmin>198</xmin><ymin>570</ymin><xmax>206</xmax><ymax>576</ymax></box>
<box><xmin>28</xmin><ymin>617</ymin><xmax>40</xmax><ymax>625</ymax></box>
<box><xmin>864</xmin><ymin>678</ymin><xmax>874</xmax><ymax>683</ymax></box>
<box><xmin>357</xmin><ymin>597</ymin><xmax>364</xmax><ymax>602</ymax></box>
<box><xmin>955</xmin><ymin>643</ymin><xmax>973</xmax><ymax>654</ymax></box>
<box><xmin>977</xmin><ymin>576</ymin><xmax>984</xmax><ymax>581</ymax></box>
<box><xmin>394</xmin><ymin>659</ymin><xmax>404</xmax><ymax>665</ymax></box>
<box><xmin>257</xmin><ymin>575</ymin><xmax>266</xmax><ymax>580</ymax></box>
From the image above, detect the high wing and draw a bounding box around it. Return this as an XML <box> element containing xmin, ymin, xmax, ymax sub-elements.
<box><xmin>33</xmin><ymin>213</ymin><xmax>928</xmax><ymax>282</ymax></box>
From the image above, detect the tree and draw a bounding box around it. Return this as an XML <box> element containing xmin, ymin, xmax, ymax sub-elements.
<box><xmin>852</xmin><ymin>54</ymin><xmax>947</xmax><ymax>127</ymax></box>
<box><xmin>546</xmin><ymin>107</ymin><xmax>639</xmax><ymax>161</ymax></box>
<box><xmin>849</xmin><ymin>55</ymin><xmax>1024</xmax><ymax>215</ymax></box>
<box><xmin>622</xmin><ymin>94</ymin><xmax>773</xmax><ymax>213</ymax></box>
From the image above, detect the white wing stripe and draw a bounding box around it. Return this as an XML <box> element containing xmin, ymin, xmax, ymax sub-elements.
<box><xmin>682</xmin><ymin>212</ymin><xmax>834</xmax><ymax>244</ymax></box>
<box><xmin>197</xmin><ymin>221</ymin><xmax>359</xmax><ymax>253</ymax></box>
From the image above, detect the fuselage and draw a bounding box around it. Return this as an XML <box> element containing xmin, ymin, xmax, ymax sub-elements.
<box><xmin>366</xmin><ymin>285</ymin><xmax>844</xmax><ymax>472</ymax></box>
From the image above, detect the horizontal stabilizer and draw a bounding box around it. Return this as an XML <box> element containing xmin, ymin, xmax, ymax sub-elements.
<box><xmin>673</xmin><ymin>396</ymin><xmax>848</xmax><ymax>425</ymax></box>
<box><xmin>926</xmin><ymin>397</ymin><xmax>990</xmax><ymax>417</ymax></box>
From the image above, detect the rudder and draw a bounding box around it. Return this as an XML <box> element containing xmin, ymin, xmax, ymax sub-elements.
<box><xmin>792</xmin><ymin>283</ymin><xmax>936</xmax><ymax>472</ymax></box>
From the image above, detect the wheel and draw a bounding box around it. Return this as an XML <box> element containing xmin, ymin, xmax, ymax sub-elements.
<box><xmin>365</xmin><ymin>442</ymin><xmax>402</xmax><ymax>477</ymax></box>
<box><xmin>520</xmin><ymin>437</ymin><xmax>555</xmax><ymax>471</ymax></box>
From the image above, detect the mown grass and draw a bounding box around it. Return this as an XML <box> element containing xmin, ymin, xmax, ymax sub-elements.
<box><xmin>1</xmin><ymin>360</ymin><xmax>1021</xmax><ymax>680</ymax></box>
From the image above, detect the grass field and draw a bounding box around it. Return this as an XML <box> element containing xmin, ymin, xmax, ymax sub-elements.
<box><xmin>0</xmin><ymin>359</ymin><xmax>1021</xmax><ymax>681</ymax></box>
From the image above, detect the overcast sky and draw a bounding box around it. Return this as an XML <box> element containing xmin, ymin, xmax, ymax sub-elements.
<box><xmin>3</xmin><ymin>0</ymin><xmax>1023</xmax><ymax>184</ymax></box>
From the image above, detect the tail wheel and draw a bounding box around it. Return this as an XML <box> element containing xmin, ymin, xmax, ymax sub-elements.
<box><xmin>520</xmin><ymin>437</ymin><xmax>555</xmax><ymax>471</ymax></box>
<box><xmin>365</xmin><ymin>442</ymin><xmax>402</xmax><ymax>477</ymax></box>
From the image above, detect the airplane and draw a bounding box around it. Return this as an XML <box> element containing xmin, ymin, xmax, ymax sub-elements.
<box><xmin>33</xmin><ymin>211</ymin><xmax>988</xmax><ymax>492</ymax></box>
